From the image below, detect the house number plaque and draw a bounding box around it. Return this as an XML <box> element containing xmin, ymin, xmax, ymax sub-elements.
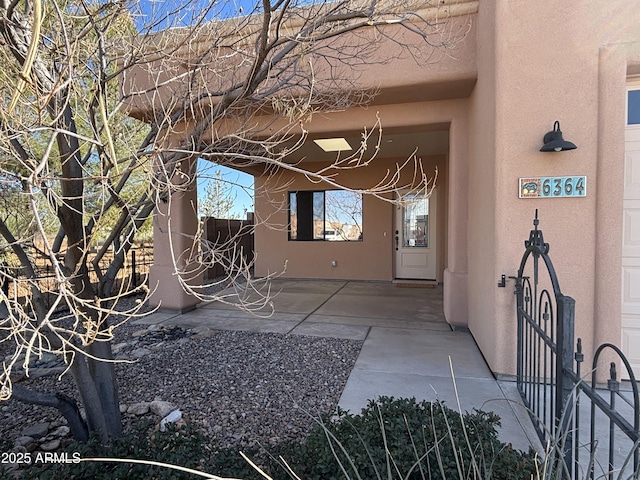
<box><xmin>519</xmin><ymin>176</ymin><xmax>587</xmax><ymax>198</ymax></box>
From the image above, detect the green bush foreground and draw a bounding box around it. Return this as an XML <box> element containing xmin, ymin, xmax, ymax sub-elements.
<box><xmin>5</xmin><ymin>397</ymin><xmax>538</xmax><ymax>480</ymax></box>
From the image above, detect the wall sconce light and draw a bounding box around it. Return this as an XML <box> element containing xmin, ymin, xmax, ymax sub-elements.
<box><xmin>540</xmin><ymin>121</ymin><xmax>577</xmax><ymax>152</ymax></box>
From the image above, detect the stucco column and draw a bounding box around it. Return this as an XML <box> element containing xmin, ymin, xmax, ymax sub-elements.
<box><xmin>443</xmin><ymin>115</ymin><xmax>469</xmax><ymax>327</ymax></box>
<box><xmin>149</xmin><ymin>156</ymin><xmax>203</xmax><ymax>312</ymax></box>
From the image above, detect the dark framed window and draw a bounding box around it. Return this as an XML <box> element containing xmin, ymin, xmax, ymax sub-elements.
<box><xmin>289</xmin><ymin>190</ymin><xmax>363</xmax><ymax>241</ymax></box>
<box><xmin>629</xmin><ymin>89</ymin><xmax>640</xmax><ymax>125</ymax></box>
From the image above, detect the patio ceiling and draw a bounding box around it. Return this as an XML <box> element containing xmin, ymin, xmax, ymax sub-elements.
<box><xmin>279</xmin><ymin>127</ymin><xmax>450</xmax><ymax>164</ymax></box>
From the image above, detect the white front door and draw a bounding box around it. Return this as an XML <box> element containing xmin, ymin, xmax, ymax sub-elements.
<box><xmin>622</xmin><ymin>82</ymin><xmax>640</xmax><ymax>378</ymax></box>
<box><xmin>394</xmin><ymin>189</ymin><xmax>437</xmax><ymax>280</ymax></box>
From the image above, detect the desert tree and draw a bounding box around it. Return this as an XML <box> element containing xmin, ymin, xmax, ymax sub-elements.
<box><xmin>199</xmin><ymin>168</ymin><xmax>249</xmax><ymax>219</ymax></box>
<box><xmin>0</xmin><ymin>0</ymin><xmax>468</xmax><ymax>442</ymax></box>
<box><xmin>324</xmin><ymin>190</ymin><xmax>363</xmax><ymax>240</ymax></box>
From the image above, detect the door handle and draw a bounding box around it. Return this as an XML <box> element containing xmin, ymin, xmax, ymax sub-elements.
<box><xmin>395</xmin><ymin>235</ymin><xmax>399</xmax><ymax>250</ymax></box>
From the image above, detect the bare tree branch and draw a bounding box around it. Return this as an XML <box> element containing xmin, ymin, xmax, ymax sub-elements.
<box><xmin>0</xmin><ymin>0</ymin><xmax>466</xmax><ymax>442</ymax></box>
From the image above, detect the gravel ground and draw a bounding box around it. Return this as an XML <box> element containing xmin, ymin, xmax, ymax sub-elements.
<box><xmin>0</xmin><ymin>296</ymin><xmax>363</xmax><ymax>453</ymax></box>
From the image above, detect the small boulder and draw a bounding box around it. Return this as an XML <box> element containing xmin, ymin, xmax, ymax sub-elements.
<box><xmin>14</xmin><ymin>436</ymin><xmax>34</xmax><ymax>448</ymax></box>
<box><xmin>127</xmin><ymin>402</ymin><xmax>150</xmax><ymax>415</ymax></box>
<box><xmin>40</xmin><ymin>439</ymin><xmax>61</xmax><ymax>452</ymax></box>
<box><xmin>21</xmin><ymin>422</ymin><xmax>49</xmax><ymax>439</ymax></box>
<box><xmin>159</xmin><ymin>410</ymin><xmax>182</xmax><ymax>432</ymax></box>
<box><xmin>50</xmin><ymin>426</ymin><xmax>70</xmax><ymax>438</ymax></box>
<box><xmin>149</xmin><ymin>400</ymin><xmax>177</xmax><ymax>418</ymax></box>
<box><xmin>9</xmin><ymin>371</ymin><xmax>26</xmax><ymax>383</ymax></box>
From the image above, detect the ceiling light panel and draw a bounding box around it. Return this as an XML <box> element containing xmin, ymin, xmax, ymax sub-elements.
<box><xmin>313</xmin><ymin>138</ymin><xmax>352</xmax><ymax>152</ymax></box>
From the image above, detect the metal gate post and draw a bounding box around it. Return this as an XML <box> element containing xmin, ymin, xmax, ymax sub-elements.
<box><xmin>556</xmin><ymin>294</ymin><xmax>576</xmax><ymax>476</ymax></box>
<box><xmin>515</xmin><ymin>276</ymin><xmax>524</xmax><ymax>391</ymax></box>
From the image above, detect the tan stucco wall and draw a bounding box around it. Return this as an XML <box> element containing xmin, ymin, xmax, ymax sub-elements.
<box><xmin>123</xmin><ymin>9</ymin><xmax>477</xmax><ymax>123</ymax></box>
<box><xmin>471</xmin><ymin>0</ymin><xmax>640</xmax><ymax>376</ymax></box>
<box><xmin>465</xmin><ymin>0</ymin><xmax>497</xmax><ymax>364</ymax></box>
<box><xmin>148</xmin><ymin>155</ymin><xmax>204</xmax><ymax>312</ymax></box>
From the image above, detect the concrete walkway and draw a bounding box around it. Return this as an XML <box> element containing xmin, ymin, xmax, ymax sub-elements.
<box><xmin>133</xmin><ymin>279</ymin><xmax>540</xmax><ymax>452</ymax></box>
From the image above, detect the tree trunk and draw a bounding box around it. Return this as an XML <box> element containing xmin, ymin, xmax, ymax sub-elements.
<box><xmin>87</xmin><ymin>340</ymin><xmax>123</xmax><ymax>438</ymax></box>
<box><xmin>12</xmin><ymin>386</ymin><xmax>89</xmax><ymax>442</ymax></box>
<box><xmin>55</xmin><ymin>100</ymin><xmax>124</xmax><ymax>442</ymax></box>
<box><xmin>68</xmin><ymin>357</ymin><xmax>111</xmax><ymax>443</ymax></box>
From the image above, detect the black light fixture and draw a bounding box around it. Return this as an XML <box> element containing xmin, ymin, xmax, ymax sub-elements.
<box><xmin>540</xmin><ymin>121</ymin><xmax>577</xmax><ymax>152</ymax></box>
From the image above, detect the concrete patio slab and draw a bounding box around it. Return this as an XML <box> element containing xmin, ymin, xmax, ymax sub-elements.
<box><xmin>290</xmin><ymin>322</ymin><xmax>370</xmax><ymax>340</ymax></box>
<box><xmin>337</xmin><ymin>327</ymin><xmax>537</xmax><ymax>452</ymax></box>
<box><xmin>338</xmin><ymin>281</ymin><xmax>442</xmax><ymax>298</ymax></box>
<box><xmin>182</xmin><ymin>307</ymin><xmax>305</xmax><ymax>323</ymax></box>
<box><xmin>338</xmin><ymin>370</ymin><xmax>494</xmax><ymax>412</ymax></box>
<box><xmin>316</xmin><ymin>293</ymin><xmax>445</xmax><ymax>322</ymax></box>
<box><xmin>351</xmin><ymin>327</ymin><xmax>493</xmax><ymax>378</ymax></box>
<box><xmin>200</xmin><ymin>291</ymin><xmax>332</xmax><ymax>315</ymax></box>
<box><xmin>304</xmin><ymin>313</ymin><xmax>452</xmax><ymax>331</ymax></box>
<box><xmin>496</xmin><ymin>381</ymin><xmax>544</xmax><ymax>452</ymax></box>
<box><xmin>250</xmin><ymin>279</ymin><xmax>348</xmax><ymax>295</ymax></box>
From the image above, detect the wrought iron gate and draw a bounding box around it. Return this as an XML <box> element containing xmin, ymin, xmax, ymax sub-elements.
<box><xmin>515</xmin><ymin>211</ymin><xmax>640</xmax><ymax>479</ymax></box>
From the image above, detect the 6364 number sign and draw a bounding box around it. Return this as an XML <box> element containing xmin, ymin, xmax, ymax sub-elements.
<box><xmin>519</xmin><ymin>176</ymin><xmax>586</xmax><ymax>198</ymax></box>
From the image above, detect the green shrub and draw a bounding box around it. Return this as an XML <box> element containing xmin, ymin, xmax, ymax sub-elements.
<box><xmin>209</xmin><ymin>447</ymin><xmax>263</xmax><ymax>480</ymax></box>
<box><xmin>282</xmin><ymin>396</ymin><xmax>538</xmax><ymax>480</ymax></box>
<box><xmin>26</xmin><ymin>420</ymin><xmax>209</xmax><ymax>479</ymax></box>
<box><xmin>209</xmin><ymin>441</ymin><xmax>307</xmax><ymax>480</ymax></box>
<box><xmin>15</xmin><ymin>398</ymin><xmax>539</xmax><ymax>480</ymax></box>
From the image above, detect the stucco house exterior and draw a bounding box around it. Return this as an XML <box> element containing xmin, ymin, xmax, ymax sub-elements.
<box><xmin>126</xmin><ymin>0</ymin><xmax>640</xmax><ymax>378</ymax></box>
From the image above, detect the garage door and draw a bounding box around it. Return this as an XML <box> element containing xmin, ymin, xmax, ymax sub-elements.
<box><xmin>622</xmin><ymin>83</ymin><xmax>640</xmax><ymax>378</ymax></box>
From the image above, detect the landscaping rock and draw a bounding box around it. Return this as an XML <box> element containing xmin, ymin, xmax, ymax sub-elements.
<box><xmin>130</xmin><ymin>347</ymin><xmax>151</xmax><ymax>358</ymax></box>
<box><xmin>9</xmin><ymin>371</ymin><xmax>26</xmax><ymax>383</ymax></box>
<box><xmin>21</xmin><ymin>422</ymin><xmax>49</xmax><ymax>439</ymax></box>
<box><xmin>149</xmin><ymin>400</ymin><xmax>177</xmax><ymax>418</ymax></box>
<box><xmin>13</xmin><ymin>436</ymin><xmax>34</xmax><ymax>448</ymax></box>
<box><xmin>26</xmin><ymin>366</ymin><xmax>66</xmax><ymax>380</ymax></box>
<box><xmin>159</xmin><ymin>410</ymin><xmax>182</xmax><ymax>432</ymax></box>
<box><xmin>50</xmin><ymin>425</ymin><xmax>70</xmax><ymax>437</ymax></box>
<box><xmin>0</xmin><ymin>307</ymin><xmax>362</xmax><ymax>457</ymax></box>
<box><xmin>40</xmin><ymin>439</ymin><xmax>61</xmax><ymax>452</ymax></box>
<box><xmin>191</xmin><ymin>327</ymin><xmax>217</xmax><ymax>339</ymax></box>
<box><xmin>127</xmin><ymin>402</ymin><xmax>150</xmax><ymax>415</ymax></box>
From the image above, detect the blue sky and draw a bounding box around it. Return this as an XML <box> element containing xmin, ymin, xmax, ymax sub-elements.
<box><xmin>196</xmin><ymin>159</ymin><xmax>254</xmax><ymax>219</ymax></box>
<box><xmin>132</xmin><ymin>0</ymin><xmax>262</xmax><ymax>30</ymax></box>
